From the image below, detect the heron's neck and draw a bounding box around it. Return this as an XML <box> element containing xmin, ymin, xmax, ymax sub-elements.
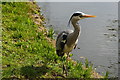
<box><xmin>66</xmin><ymin>20</ymin><xmax>80</xmax><ymax>47</ymax></box>
<box><xmin>71</xmin><ymin>20</ymin><xmax>80</xmax><ymax>32</ymax></box>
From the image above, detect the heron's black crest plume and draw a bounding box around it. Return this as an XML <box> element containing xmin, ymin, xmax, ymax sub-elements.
<box><xmin>67</xmin><ymin>17</ymin><xmax>71</xmax><ymax>27</ymax></box>
<box><xmin>67</xmin><ymin>13</ymin><xmax>75</xmax><ymax>27</ymax></box>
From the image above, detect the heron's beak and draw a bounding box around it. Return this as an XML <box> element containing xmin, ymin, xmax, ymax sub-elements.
<box><xmin>83</xmin><ymin>15</ymin><xmax>96</xmax><ymax>18</ymax></box>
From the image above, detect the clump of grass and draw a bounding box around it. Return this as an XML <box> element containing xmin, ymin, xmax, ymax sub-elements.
<box><xmin>104</xmin><ymin>71</ymin><xmax>109</xmax><ymax>78</ymax></box>
<box><xmin>47</xmin><ymin>28</ymin><xmax>54</xmax><ymax>39</ymax></box>
<box><xmin>67</xmin><ymin>60</ymin><xmax>92</xmax><ymax>78</ymax></box>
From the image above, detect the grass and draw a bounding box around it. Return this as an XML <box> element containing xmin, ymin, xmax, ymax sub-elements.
<box><xmin>2</xmin><ymin>2</ymin><xmax>57</xmax><ymax>79</ymax></box>
<box><xmin>47</xmin><ymin>28</ymin><xmax>54</xmax><ymax>39</ymax></box>
<box><xmin>2</xmin><ymin>2</ymin><xmax>107</xmax><ymax>79</ymax></box>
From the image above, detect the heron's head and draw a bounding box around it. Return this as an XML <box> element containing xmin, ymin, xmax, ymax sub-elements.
<box><xmin>70</xmin><ymin>11</ymin><xmax>96</xmax><ymax>22</ymax></box>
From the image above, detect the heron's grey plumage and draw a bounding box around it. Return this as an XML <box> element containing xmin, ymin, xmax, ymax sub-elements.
<box><xmin>56</xmin><ymin>30</ymin><xmax>74</xmax><ymax>56</ymax></box>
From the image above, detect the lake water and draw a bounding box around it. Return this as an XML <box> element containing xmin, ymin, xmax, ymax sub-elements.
<box><xmin>37</xmin><ymin>2</ymin><xmax>118</xmax><ymax>77</ymax></box>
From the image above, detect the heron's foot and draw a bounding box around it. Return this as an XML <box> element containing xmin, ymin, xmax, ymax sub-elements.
<box><xmin>63</xmin><ymin>70</ymin><xmax>68</xmax><ymax>77</ymax></box>
<box><xmin>65</xmin><ymin>69</ymin><xmax>68</xmax><ymax>76</ymax></box>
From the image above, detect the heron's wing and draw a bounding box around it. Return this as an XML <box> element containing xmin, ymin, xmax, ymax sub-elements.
<box><xmin>56</xmin><ymin>30</ymin><xmax>73</xmax><ymax>56</ymax></box>
<box><xmin>56</xmin><ymin>31</ymin><xmax>68</xmax><ymax>50</ymax></box>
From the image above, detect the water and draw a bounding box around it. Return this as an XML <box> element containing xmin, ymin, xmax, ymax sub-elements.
<box><xmin>37</xmin><ymin>2</ymin><xmax>118</xmax><ymax>77</ymax></box>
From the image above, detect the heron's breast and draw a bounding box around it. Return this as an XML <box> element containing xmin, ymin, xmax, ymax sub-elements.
<box><xmin>63</xmin><ymin>44</ymin><xmax>75</xmax><ymax>53</ymax></box>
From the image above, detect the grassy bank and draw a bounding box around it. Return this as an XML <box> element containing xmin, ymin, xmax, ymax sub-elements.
<box><xmin>2</xmin><ymin>2</ymin><xmax>105</xmax><ymax>79</ymax></box>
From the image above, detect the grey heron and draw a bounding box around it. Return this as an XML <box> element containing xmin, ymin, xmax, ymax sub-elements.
<box><xmin>56</xmin><ymin>11</ymin><xmax>96</xmax><ymax>58</ymax></box>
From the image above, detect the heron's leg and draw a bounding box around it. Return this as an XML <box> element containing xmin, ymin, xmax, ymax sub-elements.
<box><xmin>62</xmin><ymin>55</ymin><xmax>66</xmax><ymax>76</ymax></box>
<box><xmin>62</xmin><ymin>53</ymin><xmax>70</xmax><ymax>76</ymax></box>
<box><xmin>65</xmin><ymin>52</ymin><xmax>70</xmax><ymax>76</ymax></box>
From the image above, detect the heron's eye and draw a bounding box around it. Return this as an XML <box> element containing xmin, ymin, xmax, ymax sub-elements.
<box><xmin>79</xmin><ymin>15</ymin><xmax>83</xmax><ymax>18</ymax></box>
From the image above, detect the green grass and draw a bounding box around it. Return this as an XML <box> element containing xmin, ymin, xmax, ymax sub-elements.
<box><xmin>47</xmin><ymin>28</ymin><xmax>54</xmax><ymax>39</ymax></box>
<box><xmin>2</xmin><ymin>2</ymin><xmax>105</xmax><ymax>79</ymax></box>
<box><xmin>2</xmin><ymin>2</ymin><xmax>58</xmax><ymax>79</ymax></box>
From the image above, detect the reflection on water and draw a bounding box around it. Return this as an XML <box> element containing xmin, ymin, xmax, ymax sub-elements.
<box><xmin>37</xmin><ymin>2</ymin><xmax>118</xmax><ymax>77</ymax></box>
